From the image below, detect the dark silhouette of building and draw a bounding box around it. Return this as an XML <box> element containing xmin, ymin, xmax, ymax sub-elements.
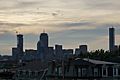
<box><xmin>75</xmin><ymin>45</ymin><xmax>88</xmax><ymax>55</ymax></box>
<box><xmin>79</xmin><ymin>45</ymin><xmax>88</xmax><ymax>54</ymax></box>
<box><xmin>12</xmin><ymin>34</ymin><xmax>24</xmax><ymax>60</ymax></box>
<box><xmin>55</xmin><ymin>44</ymin><xmax>63</xmax><ymax>60</ymax></box>
<box><xmin>63</xmin><ymin>49</ymin><xmax>73</xmax><ymax>59</ymax></box>
<box><xmin>37</xmin><ymin>32</ymin><xmax>49</xmax><ymax>61</ymax></box>
<box><xmin>12</xmin><ymin>47</ymin><xmax>18</xmax><ymax>60</ymax></box>
<box><xmin>22</xmin><ymin>49</ymin><xmax>37</xmax><ymax>61</ymax></box>
<box><xmin>46</xmin><ymin>47</ymin><xmax>55</xmax><ymax>61</ymax></box>
<box><xmin>109</xmin><ymin>27</ymin><xmax>115</xmax><ymax>51</ymax></box>
<box><xmin>40</xmin><ymin>33</ymin><xmax>48</xmax><ymax>48</ymax></box>
<box><xmin>17</xmin><ymin>34</ymin><xmax>24</xmax><ymax>59</ymax></box>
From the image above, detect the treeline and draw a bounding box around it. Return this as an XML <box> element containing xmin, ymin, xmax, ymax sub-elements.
<box><xmin>76</xmin><ymin>48</ymin><xmax>120</xmax><ymax>63</ymax></box>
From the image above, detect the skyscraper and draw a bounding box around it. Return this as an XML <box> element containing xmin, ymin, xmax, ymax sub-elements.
<box><xmin>40</xmin><ymin>33</ymin><xmax>48</xmax><ymax>48</ymax></box>
<box><xmin>17</xmin><ymin>34</ymin><xmax>24</xmax><ymax>58</ymax></box>
<box><xmin>109</xmin><ymin>27</ymin><xmax>115</xmax><ymax>51</ymax></box>
<box><xmin>37</xmin><ymin>32</ymin><xmax>49</xmax><ymax>61</ymax></box>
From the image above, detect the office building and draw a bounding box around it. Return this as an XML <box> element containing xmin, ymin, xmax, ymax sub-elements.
<box><xmin>40</xmin><ymin>32</ymin><xmax>48</xmax><ymax>48</ymax></box>
<box><xmin>37</xmin><ymin>32</ymin><xmax>49</xmax><ymax>61</ymax></box>
<box><xmin>12</xmin><ymin>34</ymin><xmax>24</xmax><ymax>60</ymax></box>
<box><xmin>17</xmin><ymin>34</ymin><xmax>24</xmax><ymax>59</ymax></box>
<box><xmin>63</xmin><ymin>49</ymin><xmax>73</xmax><ymax>59</ymax></box>
<box><xmin>12</xmin><ymin>47</ymin><xmax>18</xmax><ymax>60</ymax></box>
<box><xmin>109</xmin><ymin>27</ymin><xmax>115</xmax><ymax>51</ymax></box>
<box><xmin>75</xmin><ymin>45</ymin><xmax>88</xmax><ymax>55</ymax></box>
<box><xmin>46</xmin><ymin>47</ymin><xmax>55</xmax><ymax>61</ymax></box>
<box><xmin>79</xmin><ymin>45</ymin><xmax>88</xmax><ymax>54</ymax></box>
<box><xmin>75</xmin><ymin>48</ymin><xmax>80</xmax><ymax>55</ymax></box>
<box><xmin>55</xmin><ymin>45</ymin><xmax>63</xmax><ymax>60</ymax></box>
<box><xmin>23</xmin><ymin>49</ymin><xmax>37</xmax><ymax>61</ymax></box>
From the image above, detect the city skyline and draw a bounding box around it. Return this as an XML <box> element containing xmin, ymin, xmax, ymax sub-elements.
<box><xmin>0</xmin><ymin>0</ymin><xmax>120</xmax><ymax>55</ymax></box>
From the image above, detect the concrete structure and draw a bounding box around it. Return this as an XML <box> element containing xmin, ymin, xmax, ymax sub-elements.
<box><xmin>109</xmin><ymin>27</ymin><xmax>115</xmax><ymax>51</ymax></box>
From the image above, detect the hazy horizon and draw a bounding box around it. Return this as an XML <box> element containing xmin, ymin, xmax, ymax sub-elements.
<box><xmin>0</xmin><ymin>0</ymin><xmax>120</xmax><ymax>55</ymax></box>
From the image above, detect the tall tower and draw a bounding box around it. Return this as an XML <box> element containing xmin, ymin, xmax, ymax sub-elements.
<box><xmin>37</xmin><ymin>32</ymin><xmax>49</xmax><ymax>61</ymax></box>
<box><xmin>17</xmin><ymin>34</ymin><xmax>23</xmax><ymax>58</ymax></box>
<box><xmin>109</xmin><ymin>27</ymin><xmax>115</xmax><ymax>51</ymax></box>
<box><xmin>40</xmin><ymin>32</ymin><xmax>48</xmax><ymax>48</ymax></box>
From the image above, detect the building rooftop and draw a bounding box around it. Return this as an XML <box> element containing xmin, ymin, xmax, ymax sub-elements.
<box><xmin>18</xmin><ymin>60</ymin><xmax>48</xmax><ymax>71</ymax></box>
<box><xmin>83</xmin><ymin>58</ymin><xmax>118</xmax><ymax>65</ymax></box>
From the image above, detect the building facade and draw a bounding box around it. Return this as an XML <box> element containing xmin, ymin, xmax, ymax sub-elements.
<box><xmin>109</xmin><ymin>27</ymin><xmax>115</xmax><ymax>52</ymax></box>
<box><xmin>46</xmin><ymin>58</ymin><xmax>120</xmax><ymax>80</ymax></box>
<box><xmin>55</xmin><ymin>45</ymin><xmax>63</xmax><ymax>61</ymax></box>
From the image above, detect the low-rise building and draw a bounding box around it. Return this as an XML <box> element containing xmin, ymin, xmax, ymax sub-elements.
<box><xmin>13</xmin><ymin>60</ymin><xmax>48</xmax><ymax>80</ymax></box>
<box><xmin>46</xmin><ymin>58</ymin><xmax>120</xmax><ymax>80</ymax></box>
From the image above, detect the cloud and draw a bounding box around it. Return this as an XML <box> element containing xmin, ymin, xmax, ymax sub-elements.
<box><xmin>83</xmin><ymin>0</ymin><xmax>120</xmax><ymax>10</ymax></box>
<box><xmin>0</xmin><ymin>0</ymin><xmax>120</xmax><ymax>55</ymax></box>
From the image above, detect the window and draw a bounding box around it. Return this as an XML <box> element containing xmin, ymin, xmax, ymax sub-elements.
<box><xmin>103</xmin><ymin>68</ymin><xmax>106</xmax><ymax>76</ymax></box>
<box><xmin>118</xmin><ymin>69</ymin><xmax>120</xmax><ymax>75</ymax></box>
<box><xmin>78</xmin><ymin>68</ymin><xmax>81</xmax><ymax>76</ymax></box>
<box><xmin>59</xmin><ymin>67</ymin><xmax>62</xmax><ymax>75</ymax></box>
<box><xmin>94</xmin><ymin>68</ymin><xmax>98</xmax><ymax>76</ymax></box>
<box><xmin>114</xmin><ymin>68</ymin><xmax>117</xmax><ymax>75</ymax></box>
<box><xmin>82</xmin><ymin>68</ymin><xmax>87</xmax><ymax>76</ymax></box>
<box><xmin>55</xmin><ymin>68</ymin><xmax>58</xmax><ymax>73</ymax></box>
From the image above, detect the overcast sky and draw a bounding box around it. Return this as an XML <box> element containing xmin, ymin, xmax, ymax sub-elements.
<box><xmin>0</xmin><ymin>0</ymin><xmax>120</xmax><ymax>55</ymax></box>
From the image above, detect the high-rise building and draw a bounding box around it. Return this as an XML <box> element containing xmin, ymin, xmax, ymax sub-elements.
<box><xmin>40</xmin><ymin>33</ymin><xmax>48</xmax><ymax>48</ymax></box>
<box><xmin>63</xmin><ymin>49</ymin><xmax>73</xmax><ymax>59</ymax></box>
<box><xmin>37</xmin><ymin>32</ymin><xmax>49</xmax><ymax>61</ymax></box>
<box><xmin>109</xmin><ymin>27</ymin><xmax>115</xmax><ymax>51</ymax></box>
<box><xmin>17</xmin><ymin>34</ymin><xmax>23</xmax><ymax>53</ymax></box>
<box><xmin>75</xmin><ymin>45</ymin><xmax>88</xmax><ymax>56</ymax></box>
<box><xmin>75</xmin><ymin>48</ymin><xmax>80</xmax><ymax>55</ymax></box>
<box><xmin>55</xmin><ymin>44</ymin><xmax>63</xmax><ymax>60</ymax></box>
<box><xmin>12</xmin><ymin>47</ymin><xmax>18</xmax><ymax>60</ymax></box>
<box><xmin>79</xmin><ymin>45</ymin><xmax>88</xmax><ymax>54</ymax></box>
<box><xmin>46</xmin><ymin>47</ymin><xmax>54</xmax><ymax>61</ymax></box>
<box><xmin>12</xmin><ymin>34</ymin><xmax>24</xmax><ymax>60</ymax></box>
<box><xmin>17</xmin><ymin>34</ymin><xmax>24</xmax><ymax>59</ymax></box>
<box><xmin>23</xmin><ymin>49</ymin><xmax>37</xmax><ymax>61</ymax></box>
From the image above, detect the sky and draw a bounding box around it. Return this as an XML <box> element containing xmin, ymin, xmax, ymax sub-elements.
<box><xmin>0</xmin><ymin>0</ymin><xmax>120</xmax><ymax>55</ymax></box>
